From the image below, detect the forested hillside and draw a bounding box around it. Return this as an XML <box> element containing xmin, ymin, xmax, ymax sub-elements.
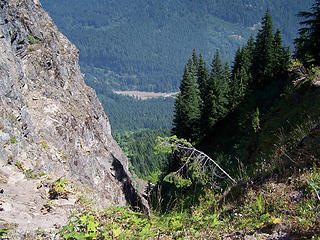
<box><xmin>94</xmin><ymin>86</ymin><xmax>174</xmax><ymax>132</ymax></box>
<box><xmin>41</xmin><ymin>0</ymin><xmax>312</xmax><ymax>92</ymax></box>
<box><xmin>39</xmin><ymin>0</ymin><xmax>313</xmax><ymax>135</ymax></box>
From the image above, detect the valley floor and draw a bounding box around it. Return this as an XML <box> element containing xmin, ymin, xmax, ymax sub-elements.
<box><xmin>113</xmin><ymin>90</ymin><xmax>178</xmax><ymax>100</ymax></box>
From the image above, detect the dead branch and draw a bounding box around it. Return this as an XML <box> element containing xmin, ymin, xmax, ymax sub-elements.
<box><xmin>162</xmin><ymin>141</ymin><xmax>237</xmax><ymax>185</ymax></box>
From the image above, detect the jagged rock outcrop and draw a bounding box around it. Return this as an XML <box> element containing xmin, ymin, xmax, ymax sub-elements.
<box><xmin>0</xmin><ymin>0</ymin><xmax>148</xmax><ymax>236</ymax></box>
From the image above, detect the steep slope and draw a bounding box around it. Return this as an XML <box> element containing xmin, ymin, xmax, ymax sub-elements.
<box><xmin>0</xmin><ymin>0</ymin><xmax>147</xmax><ymax>236</ymax></box>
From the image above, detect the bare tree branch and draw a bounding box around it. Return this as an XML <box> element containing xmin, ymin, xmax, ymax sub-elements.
<box><xmin>161</xmin><ymin>140</ymin><xmax>237</xmax><ymax>185</ymax></box>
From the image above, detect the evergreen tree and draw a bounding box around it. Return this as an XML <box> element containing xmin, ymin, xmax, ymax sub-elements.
<box><xmin>252</xmin><ymin>9</ymin><xmax>275</xmax><ymax>88</ymax></box>
<box><xmin>232</xmin><ymin>47</ymin><xmax>242</xmax><ymax>77</ymax></box>
<box><xmin>295</xmin><ymin>0</ymin><xmax>320</xmax><ymax>66</ymax></box>
<box><xmin>224</xmin><ymin>61</ymin><xmax>232</xmax><ymax>86</ymax></box>
<box><xmin>197</xmin><ymin>54</ymin><xmax>209</xmax><ymax>106</ymax></box>
<box><xmin>246</xmin><ymin>35</ymin><xmax>255</xmax><ymax>61</ymax></box>
<box><xmin>202</xmin><ymin>50</ymin><xmax>229</xmax><ymax>130</ymax></box>
<box><xmin>230</xmin><ymin>37</ymin><xmax>254</xmax><ymax>110</ymax></box>
<box><xmin>245</xmin><ymin>35</ymin><xmax>255</xmax><ymax>83</ymax></box>
<box><xmin>230</xmin><ymin>50</ymin><xmax>250</xmax><ymax>109</ymax></box>
<box><xmin>273</xmin><ymin>29</ymin><xmax>290</xmax><ymax>77</ymax></box>
<box><xmin>172</xmin><ymin>63</ymin><xmax>201</xmax><ymax>141</ymax></box>
<box><xmin>192</xmin><ymin>48</ymin><xmax>199</xmax><ymax>69</ymax></box>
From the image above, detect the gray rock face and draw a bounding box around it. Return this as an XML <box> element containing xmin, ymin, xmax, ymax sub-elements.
<box><xmin>0</xmin><ymin>0</ymin><xmax>147</xmax><ymax>234</ymax></box>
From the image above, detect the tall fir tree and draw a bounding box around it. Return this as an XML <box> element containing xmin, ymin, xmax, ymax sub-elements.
<box><xmin>252</xmin><ymin>9</ymin><xmax>275</xmax><ymax>88</ymax></box>
<box><xmin>295</xmin><ymin>0</ymin><xmax>320</xmax><ymax>66</ymax></box>
<box><xmin>230</xmin><ymin>48</ymin><xmax>250</xmax><ymax>109</ymax></box>
<box><xmin>232</xmin><ymin>47</ymin><xmax>243</xmax><ymax>77</ymax></box>
<box><xmin>202</xmin><ymin>50</ymin><xmax>229</xmax><ymax>130</ymax></box>
<box><xmin>224</xmin><ymin>61</ymin><xmax>232</xmax><ymax>86</ymax></box>
<box><xmin>197</xmin><ymin>54</ymin><xmax>209</xmax><ymax>106</ymax></box>
<box><xmin>172</xmin><ymin>61</ymin><xmax>201</xmax><ymax>141</ymax></box>
<box><xmin>273</xmin><ymin>29</ymin><xmax>290</xmax><ymax>78</ymax></box>
<box><xmin>230</xmin><ymin>37</ymin><xmax>254</xmax><ymax>110</ymax></box>
<box><xmin>192</xmin><ymin>48</ymin><xmax>199</xmax><ymax>69</ymax></box>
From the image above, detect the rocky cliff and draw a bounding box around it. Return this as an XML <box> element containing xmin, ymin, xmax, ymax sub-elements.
<box><xmin>0</xmin><ymin>0</ymin><xmax>147</xmax><ymax>236</ymax></box>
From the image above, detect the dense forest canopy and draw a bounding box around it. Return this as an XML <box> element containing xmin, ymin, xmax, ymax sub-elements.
<box><xmin>41</xmin><ymin>0</ymin><xmax>312</xmax><ymax>92</ymax></box>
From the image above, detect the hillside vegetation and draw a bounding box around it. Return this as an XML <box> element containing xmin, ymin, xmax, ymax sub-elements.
<box><xmin>41</xmin><ymin>0</ymin><xmax>312</xmax><ymax>92</ymax></box>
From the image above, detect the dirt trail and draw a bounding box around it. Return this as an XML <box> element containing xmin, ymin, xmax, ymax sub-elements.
<box><xmin>0</xmin><ymin>161</ymin><xmax>77</xmax><ymax>238</ymax></box>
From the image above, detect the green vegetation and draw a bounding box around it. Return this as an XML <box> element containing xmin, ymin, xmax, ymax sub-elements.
<box><xmin>41</xmin><ymin>0</ymin><xmax>312</xmax><ymax>92</ymax></box>
<box><xmin>295</xmin><ymin>0</ymin><xmax>320</xmax><ymax>66</ymax></box>
<box><xmin>14</xmin><ymin>161</ymin><xmax>22</xmax><ymax>170</ymax></box>
<box><xmin>57</xmin><ymin>168</ymin><xmax>320</xmax><ymax>239</ymax></box>
<box><xmin>49</xmin><ymin>178</ymin><xmax>69</xmax><ymax>200</ymax></box>
<box><xmin>114</xmin><ymin>129</ymin><xmax>170</xmax><ymax>180</ymax></box>
<box><xmin>172</xmin><ymin>60</ymin><xmax>201</xmax><ymax>141</ymax></box>
<box><xmin>0</xmin><ymin>228</ymin><xmax>10</xmax><ymax>238</ymax></box>
<box><xmin>9</xmin><ymin>136</ymin><xmax>16</xmax><ymax>144</ymax></box>
<box><xmin>173</xmin><ymin>10</ymin><xmax>290</xmax><ymax>143</ymax></box>
<box><xmin>58</xmin><ymin>206</ymin><xmax>222</xmax><ymax>239</ymax></box>
<box><xmin>27</xmin><ymin>35</ymin><xmax>40</xmax><ymax>44</ymax></box>
<box><xmin>14</xmin><ymin>161</ymin><xmax>46</xmax><ymax>179</ymax></box>
<box><xmin>98</xmin><ymin>89</ymin><xmax>174</xmax><ymax>132</ymax></box>
<box><xmin>40</xmin><ymin>0</ymin><xmax>312</xmax><ymax>136</ymax></box>
<box><xmin>40</xmin><ymin>141</ymin><xmax>48</xmax><ymax>150</ymax></box>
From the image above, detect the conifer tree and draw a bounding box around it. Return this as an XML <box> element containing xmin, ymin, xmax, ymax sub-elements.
<box><xmin>230</xmin><ymin>50</ymin><xmax>250</xmax><ymax>109</ymax></box>
<box><xmin>192</xmin><ymin>48</ymin><xmax>199</xmax><ymax>69</ymax></box>
<box><xmin>224</xmin><ymin>61</ymin><xmax>231</xmax><ymax>85</ymax></box>
<box><xmin>202</xmin><ymin>50</ymin><xmax>229</xmax><ymax>130</ymax></box>
<box><xmin>232</xmin><ymin>47</ymin><xmax>242</xmax><ymax>77</ymax></box>
<box><xmin>246</xmin><ymin>35</ymin><xmax>255</xmax><ymax>62</ymax></box>
<box><xmin>172</xmin><ymin>61</ymin><xmax>201</xmax><ymax>141</ymax></box>
<box><xmin>295</xmin><ymin>0</ymin><xmax>320</xmax><ymax>66</ymax></box>
<box><xmin>273</xmin><ymin>29</ymin><xmax>290</xmax><ymax>77</ymax></box>
<box><xmin>252</xmin><ymin>9</ymin><xmax>275</xmax><ymax>88</ymax></box>
<box><xmin>230</xmin><ymin>37</ymin><xmax>254</xmax><ymax>109</ymax></box>
<box><xmin>197</xmin><ymin>54</ymin><xmax>209</xmax><ymax>106</ymax></box>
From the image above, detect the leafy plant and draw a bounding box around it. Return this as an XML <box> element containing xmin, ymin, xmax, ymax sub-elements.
<box><xmin>10</xmin><ymin>136</ymin><xmax>16</xmax><ymax>144</ymax></box>
<box><xmin>59</xmin><ymin>208</ymin><xmax>155</xmax><ymax>240</ymax></box>
<box><xmin>24</xmin><ymin>169</ymin><xmax>46</xmax><ymax>179</ymax></box>
<box><xmin>305</xmin><ymin>167</ymin><xmax>320</xmax><ymax>201</ymax></box>
<box><xmin>60</xmin><ymin>213</ymin><xmax>100</xmax><ymax>239</ymax></box>
<box><xmin>0</xmin><ymin>228</ymin><xmax>10</xmax><ymax>238</ymax></box>
<box><xmin>256</xmin><ymin>193</ymin><xmax>265</xmax><ymax>214</ymax></box>
<box><xmin>15</xmin><ymin>161</ymin><xmax>23</xmax><ymax>170</ymax></box>
<box><xmin>164</xmin><ymin>172</ymin><xmax>192</xmax><ymax>188</ymax></box>
<box><xmin>49</xmin><ymin>178</ymin><xmax>69</xmax><ymax>199</ymax></box>
<box><xmin>28</xmin><ymin>35</ymin><xmax>39</xmax><ymax>44</ymax></box>
<box><xmin>40</xmin><ymin>141</ymin><xmax>48</xmax><ymax>150</ymax></box>
<box><xmin>14</xmin><ymin>161</ymin><xmax>45</xmax><ymax>179</ymax></box>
